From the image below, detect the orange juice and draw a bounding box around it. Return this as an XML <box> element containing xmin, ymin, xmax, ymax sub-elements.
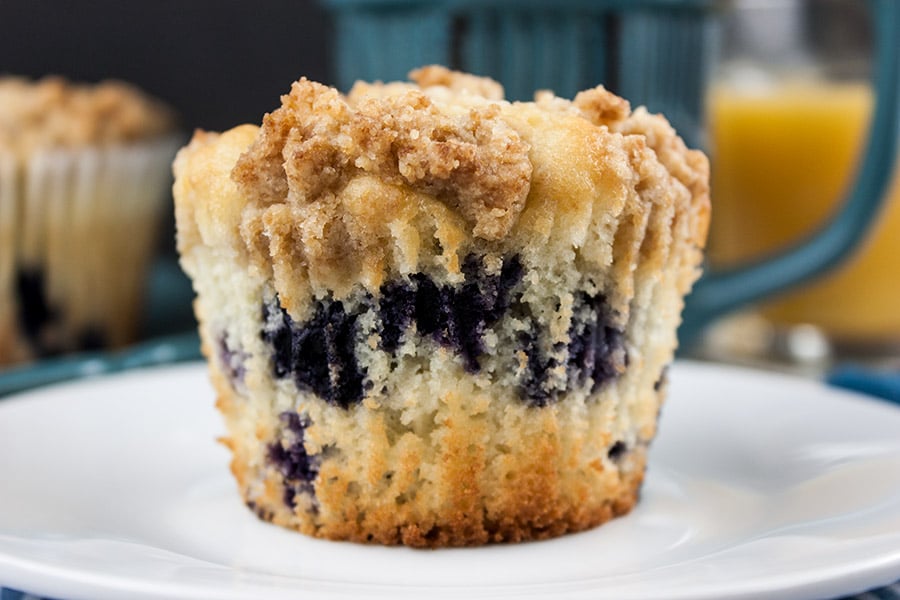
<box><xmin>708</xmin><ymin>80</ymin><xmax>900</xmax><ymax>342</ymax></box>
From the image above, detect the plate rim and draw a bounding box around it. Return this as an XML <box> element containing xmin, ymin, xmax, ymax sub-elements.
<box><xmin>1</xmin><ymin>360</ymin><xmax>900</xmax><ymax>600</ymax></box>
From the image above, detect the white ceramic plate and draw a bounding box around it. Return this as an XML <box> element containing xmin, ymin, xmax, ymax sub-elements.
<box><xmin>1</xmin><ymin>362</ymin><xmax>900</xmax><ymax>600</ymax></box>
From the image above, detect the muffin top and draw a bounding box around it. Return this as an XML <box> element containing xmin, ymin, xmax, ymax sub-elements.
<box><xmin>0</xmin><ymin>76</ymin><xmax>176</xmax><ymax>155</ymax></box>
<box><xmin>174</xmin><ymin>66</ymin><xmax>709</xmax><ymax>318</ymax></box>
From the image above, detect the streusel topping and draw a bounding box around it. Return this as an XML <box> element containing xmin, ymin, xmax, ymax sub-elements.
<box><xmin>0</xmin><ymin>76</ymin><xmax>175</xmax><ymax>155</ymax></box>
<box><xmin>232</xmin><ymin>72</ymin><xmax>532</xmax><ymax>242</ymax></box>
<box><xmin>177</xmin><ymin>67</ymin><xmax>709</xmax><ymax>317</ymax></box>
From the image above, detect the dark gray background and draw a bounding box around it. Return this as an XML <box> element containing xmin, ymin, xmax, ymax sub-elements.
<box><xmin>0</xmin><ymin>0</ymin><xmax>335</xmax><ymax>132</ymax></box>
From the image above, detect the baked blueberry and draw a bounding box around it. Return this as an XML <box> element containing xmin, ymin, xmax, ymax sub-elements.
<box><xmin>216</xmin><ymin>333</ymin><xmax>247</xmax><ymax>386</ymax></box>
<box><xmin>262</xmin><ymin>298</ymin><xmax>367</xmax><ymax>409</ymax></box>
<box><xmin>267</xmin><ymin>411</ymin><xmax>319</xmax><ymax>508</ymax></box>
<box><xmin>15</xmin><ymin>268</ymin><xmax>57</xmax><ymax>349</ymax></box>
<box><xmin>567</xmin><ymin>292</ymin><xmax>627</xmax><ymax>393</ymax></box>
<box><xmin>378</xmin><ymin>254</ymin><xmax>524</xmax><ymax>373</ymax></box>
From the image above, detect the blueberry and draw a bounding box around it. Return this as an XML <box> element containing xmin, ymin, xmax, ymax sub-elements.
<box><xmin>492</xmin><ymin>255</ymin><xmax>524</xmax><ymax>321</ymax></box>
<box><xmin>515</xmin><ymin>292</ymin><xmax>627</xmax><ymax>406</ymax></box>
<box><xmin>216</xmin><ymin>333</ymin><xmax>247</xmax><ymax>386</ymax></box>
<box><xmin>411</xmin><ymin>272</ymin><xmax>460</xmax><ymax>360</ymax></box>
<box><xmin>266</xmin><ymin>411</ymin><xmax>319</xmax><ymax>508</ymax></box>
<box><xmin>288</xmin><ymin>308</ymin><xmax>331</xmax><ymax>399</ymax></box>
<box><xmin>411</xmin><ymin>274</ymin><xmax>444</xmax><ymax>337</ymax></box>
<box><xmin>518</xmin><ymin>322</ymin><xmax>559</xmax><ymax>407</ymax></box>
<box><xmin>607</xmin><ymin>441</ymin><xmax>627</xmax><ymax>462</ymax></box>
<box><xmin>78</xmin><ymin>327</ymin><xmax>107</xmax><ymax>351</ymax></box>
<box><xmin>452</xmin><ymin>281</ymin><xmax>489</xmax><ymax>372</ymax></box>
<box><xmin>261</xmin><ymin>301</ymin><xmax>293</xmax><ymax>378</ymax></box>
<box><xmin>262</xmin><ymin>298</ymin><xmax>367</xmax><ymax>409</ymax></box>
<box><xmin>379</xmin><ymin>254</ymin><xmax>524</xmax><ymax>373</ymax></box>
<box><xmin>654</xmin><ymin>366</ymin><xmax>669</xmax><ymax>391</ymax></box>
<box><xmin>15</xmin><ymin>267</ymin><xmax>58</xmax><ymax>352</ymax></box>
<box><xmin>245</xmin><ymin>500</ymin><xmax>273</xmax><ymax>520</ymax></box>
<box><xmin>378</xmin><ymin>280</ymin><xmax>416</xmax><ymax>352</ymax></box>
<box><xmin>317</xmin><ymin>300</ymin><xmax>366</xmax><ymax>408</ymax></box>
<box><xmin>566</xmin><ymin>293</ymin><xmax>627</xmax><ymax>393</ymax></box>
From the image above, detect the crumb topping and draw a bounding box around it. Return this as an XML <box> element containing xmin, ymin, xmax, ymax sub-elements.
<box><xmin>177</xmin><ymin>67</ymin><xmax>709</xmax><ymax>314</ymax></box>
<box><xmin>232</xmin><ymin>77</ymin><xmax>532</xmax><ymax>242</ymax></box>
<box><xmin>572</xmin><ymin>86</ymin><xmax>632</xmax><ymax>128</ymax></box>
<box><xmin>0</xmin><ymin>76</ymin><xmax>176</xmax><ymax>155</ymax></box>
<box><xmin>408</xmin><ymin>65</ymin><xmax>505</xmax><ymax>100</ymax></box>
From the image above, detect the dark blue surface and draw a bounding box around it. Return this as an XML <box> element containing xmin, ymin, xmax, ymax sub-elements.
<box><xmin>828</xmin><ymin>367</ymin><xmax>900</xmax><ymax>404</ymax></box>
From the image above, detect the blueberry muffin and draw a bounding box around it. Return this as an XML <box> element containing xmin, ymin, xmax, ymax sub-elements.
<box><xmin>0</xmin><ymin>76</ymin><xmax>179</xmax><ymax>364</ymax></box>
<box><xmin>174</xmin><ymin>66</ymin><xmax>709</xmax><ymax>547</ymax></box>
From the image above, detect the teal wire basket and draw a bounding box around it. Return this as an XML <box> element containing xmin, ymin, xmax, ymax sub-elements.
<box><xmin>322</xmin><ymin>0</ymin><xmax>717</xmax><ymax>147</ymax></box>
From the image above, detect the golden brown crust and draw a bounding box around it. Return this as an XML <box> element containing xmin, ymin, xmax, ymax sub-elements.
<box><xmin>409</xmin><ymin>65</ymin><xmax>505</xmax><ymax>100</ymax></box>
<box><xmin>0</xmin><ymin>76</ymin><xmax>176</xmax><ymax>155</ymax></box>
<box><xmin>572</xmin><ymin>85</ymin><xmax>632</xmax><ymax>128</ymax></box>
<box><xmin>212</xmin><ymin>358</ymin><xmax>647</xmax><ymax>548</ymax></box>
<box><xmin>173</xmin><ymin>126</ymin><xmax>258</xmax><ymax>260</ymax></box>
<box><xmin>572</xmin><ymin>86</ymin><xmax>710</xmax><ymax>251</ymax></box>
<box><xmin>299</xmin><ymin>460</ymin><xmax>643</xmax><ymax>548</ymax></box>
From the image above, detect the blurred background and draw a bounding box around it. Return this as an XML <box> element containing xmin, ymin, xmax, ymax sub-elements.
<box><xmin>0</xmin><ymin>0</ymin><xmax>336</xmax><ymax>133</ymax></box>
<box><xmin>0</xmin><ymin>0</ymin><xmax>338</xmax><ymax>352</ymax></box>
<box><xmin>1</xmin><ymin>0</ymin><xmax>898</xmax><ymax>393</ymax></box>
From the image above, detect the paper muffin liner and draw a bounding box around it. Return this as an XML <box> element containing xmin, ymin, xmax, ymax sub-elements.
<box><xmin>0</xmin><ymin>135</ymin><xmax>181</xmax><ymax>365</ymax></box>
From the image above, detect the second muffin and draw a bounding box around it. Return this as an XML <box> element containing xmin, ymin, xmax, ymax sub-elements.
<box><xmin>0</xmin><ymin>76</ymin><xmax>179</xmax><ymax>364</ymax></box>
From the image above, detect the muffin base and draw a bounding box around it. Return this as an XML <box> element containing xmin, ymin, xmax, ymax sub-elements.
<box><xmin>210</xmin><ymin>355</ymin><xmax>648</xmax><ymax>548</ymax></box>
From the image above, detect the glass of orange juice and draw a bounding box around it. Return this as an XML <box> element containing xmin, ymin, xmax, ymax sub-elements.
<box><xmin>705</xmin><ymin>0</ymin><xmax>900</xmax><ymax>361</ymax></box>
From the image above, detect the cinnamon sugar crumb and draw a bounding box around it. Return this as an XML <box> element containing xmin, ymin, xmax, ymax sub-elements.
<box><xmin>572</xmin><ymin>86</ymin><xmax>631</xmax><ymax>128</ymax></box>
<box><xmin>232</xmin><ymin>75</ymin><xmax>531</xmax><ymax>242</ymax></box>
<box><xmin>0</xmin><ymin>76</ymin><xmax>175</xmax><ymax>155</ymax></box>
<box><xmin>409</xmin><ymin>65</ymin><xmax>505</xmax><ymax>100</ymax></box>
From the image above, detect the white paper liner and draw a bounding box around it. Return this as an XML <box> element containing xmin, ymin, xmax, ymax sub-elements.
<box><xmin>0</xmin><ymin>152</ymin><xmax>23</xmax><ymax>363</ymax></box>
